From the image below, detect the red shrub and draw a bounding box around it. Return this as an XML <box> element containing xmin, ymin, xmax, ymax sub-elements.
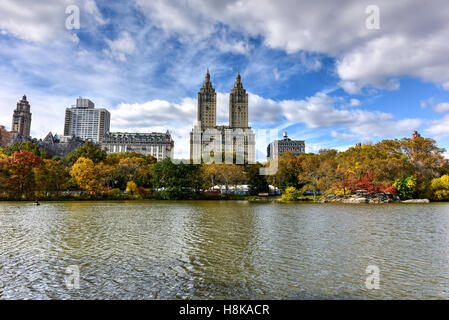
<box><xmin>383</xmin><ymin>186</ymin><xmax>397</xmax><ymax>195</ymax></box>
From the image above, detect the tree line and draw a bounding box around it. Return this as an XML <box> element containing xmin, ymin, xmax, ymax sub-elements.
<box><xmin>0</xmin><ymin>141</ymin><xmax>268</xmax><ymax>200</ymax></box>
<box><xmin>1</xmin><ymin>135</ymin><xmax>449</xmax><ymax>201</ymax></box>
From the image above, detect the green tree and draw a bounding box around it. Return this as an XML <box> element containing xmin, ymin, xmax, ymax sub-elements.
<box><xmin>152</xmin><ymin>159</ymin><xmax>203</xmax><ymax>199</ymax></box>
<box><xmin>4</xmin><ymin>141</ymin><xmax>49</xmax><ymax>158</ymax></box>
<box><xmin>65</xmin><ymin>141</ymin><xmax>107</xmax><ymax>164</ymax></box>
<box><xmin>246</xmin><ymin>164</ymin><xmax>269</xmax><ymax>195</ymax></box>
<box><xmin>393</xmin><ymin>176</ymin><xmax>417</xmax><ymax>200</ymax></box>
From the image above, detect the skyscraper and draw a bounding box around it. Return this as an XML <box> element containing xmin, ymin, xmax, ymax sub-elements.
<box><xmin>198</xmin><ymin>69</ymin><xmax>216</xmax><ymax>128</ymax></box>
<box><xmin>190</xmin><ymin>70</ymin><xmax>255</xmax><ymax>164</ymax></box>
<box><xmin>64</xmin><ymin>97</ymin><xmax>110</xmax><ymax>143</ymax></box>
<box><xmin>229</xmin><ymin>72</ymin><xmax>248</xmax><ymax>128</ymax></box>
<box><xmin>11</xmin><ymin>95</ymin><xmax>32</xmax><ymax>137</ymax></box>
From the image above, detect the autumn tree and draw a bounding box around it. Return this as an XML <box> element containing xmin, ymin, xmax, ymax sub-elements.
<box><xmin>126</xmin><ymin>181</ymin><xmax>137</xmax><ymax>195</ymax></box>
<box><xmin>268</xmin><ymin>152</ymin><xmax>303</xmax><ymax>192</ymax></box>
<box><xmin>201</xmin><ymin>164</ymin><xmax>221</xmax><ymax>190</ymax></box>
<box><xmin>35</xmin><ymin>159</ymin><xmax>69</xmax><ymax>195</ymax></box>
<box><xmin>113</xmin><ymin>157</ymin><xmax>151</xmax><ymax>189</ymax></box>
<box><xmin>297</xmin><ymin>154</ymin><xmax>321</xmax><ymax>196</ymax></box>
<box><xmin>6</xmin><ymin>150</ymin><xmax>42</xmax><ymax>197</ymax></box>
<box><xmin>70</xmin><ymin>157</ymin><xmax>101</xmax><ymax>191</ymax></box>
<box><xmin>94</xmin><ymin>162</ymin><xmax>116</xmax><ymax>189</ymax></box>
<box><xmin>214</xmin><ymin>164</ymin><xmax>246</xmax><ymax>193</ymax></box>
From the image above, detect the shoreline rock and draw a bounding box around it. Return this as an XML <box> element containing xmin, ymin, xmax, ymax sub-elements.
<box><xmin>318</xmin><ymin>191</ymin><xmax>400</xmax><ymax>204</ymax></box>
<box><xmin>401</xmin><ymin>199</ymin><xmax>430</xmax><ymax>204</ymax></box>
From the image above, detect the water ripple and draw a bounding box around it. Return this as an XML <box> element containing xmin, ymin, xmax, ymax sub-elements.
<box><xmin>1</xmin><ymin>201</ymin><xmax>448</xmax><ymax>299</ymax></box>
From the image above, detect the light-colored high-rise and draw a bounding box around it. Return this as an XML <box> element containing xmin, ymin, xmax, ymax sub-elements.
<box><xmin>64</xmin><ymin>97</ymin><xmax>110</xmax><ymax>142</ymax></box>
<box><xmin>12</xmin><ymin>95</ymin><xmax>32</xmax><ymax>137</ymax></box>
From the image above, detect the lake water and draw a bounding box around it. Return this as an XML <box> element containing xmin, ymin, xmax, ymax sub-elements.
<box><xmin>1</xmin><ymin>201</ymin><xmax>448</xmax><ymax>299</ymax></box>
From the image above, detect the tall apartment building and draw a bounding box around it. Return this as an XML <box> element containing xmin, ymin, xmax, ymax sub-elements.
<box><xmin>198</xmin><ymin>69</ymin><xmax>216</xmax><ymax>128</ymax></box>
<box><xmin>190</xmin><ymin>71</ymin><xmax>255</xmax><ymax>164</ymax></box>
<box><xmin>229</xmin><ymin>72</ymin><xmax>248</xmax><ymax>128</ymax></box>
<box><xmin>64</xmin><ymin>97</ymin><xmax>110</xmax><ymax>143</ymax></box>
<box><xmin>267</xmin><ymin>132</ymin><xmax>306</xmax><ymax>159</ymax></box>
<box><xmin>101</xmin><ymin>131</ymin><xmax>174</xmax><ymax>161</ymax></box>
<box><xmin>12</xmin><ymin>95</ymin><xmax>32</xmax><ymax>137</ymax></box>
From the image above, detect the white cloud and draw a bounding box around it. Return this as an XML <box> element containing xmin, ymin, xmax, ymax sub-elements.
<box><xmin>135</xmin><ymin>0</ymin><xmax>449</xmax><ymax>92</ymax></box>
<box><xmin>331</xmin><ymin>131</ymin><xmax>356</xmax><ymax>140</ymax></box>
<box><xmin>427</xmin><ymin>115</ymin><xmax>449</xmax><ymax>137</ymax></box>
<box><xmin>274</xmin><ymin>92</ymin><xmax>421</xmax><ymax>138</ymax></box>
<box><xmin>110</xmin><ymin>98</ymin><xmax>197</xmax><ymax>158</ymax></box>
<box><xmin>0</xmin><ymin>0</ymin><xmax>107</xmax><ymax>43</ymax></box>
<box><xmin>84</xmin><ymin>0</ymin><xmax>108</xmax><ymax>25</ymax></box>
<box><xmin>104</xmin><ymin>32</ymin><xmax>136</xmax><ymax>62</ymax></box>
<box><xmin>349</xmin><ymin>99</ymin><xmax>361</xmax><ymax>107</ymax></box>
<box><xmin>433</xmin><ymin>103</ymin><xmax>449</xmax><ymax>113</ymax></box>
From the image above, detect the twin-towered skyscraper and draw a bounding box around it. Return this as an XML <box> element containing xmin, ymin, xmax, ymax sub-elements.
<box><xmin>190</xmin><ymin>70</ymin><xmax>255</xmax><ymax>163</ymax></box>
<box><xmin>198</xmin><ymin>69</ymin><xmax>249</xmax><ymax>129</ymax></box>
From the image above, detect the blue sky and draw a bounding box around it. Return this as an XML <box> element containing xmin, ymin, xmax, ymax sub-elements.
<box><xmin>1</xmin><ymin>0</ymin><xmax>449</xmax><ymax>159</ymax></box>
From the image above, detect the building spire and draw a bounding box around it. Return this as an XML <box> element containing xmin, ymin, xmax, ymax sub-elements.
<box><xmin>203</xmin><ymin>68</ymin><xmax>212</xmax><ymax>87</ymax></box>
<box><xmin>234</xmin><ymin>70</ymin><xmax>242</xmax><ymax>88</ymax></box>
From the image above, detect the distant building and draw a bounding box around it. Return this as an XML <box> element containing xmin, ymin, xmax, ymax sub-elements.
<box><xmin>12</xmin><ymin>95</ymin><xmax>32</xmax><ymax>137</ymax></box>
<box><xmin>411</xmin><ymin>130</ymin><xmax>421</xmax><ymax>140</ymax></box>
<box><xmin>267</xmin><ymin>132</ymin><xmax>305</xmax><ymax>159</ymax></box>
<box><xmin>0</xmin><ymin>125</ymin><xmax>16</xmax><ymax>148</ymax></box>
<box><xmin>64</xmin><ymin>97</ymin><xmax>110</xmax><ymax>143</ymax></box>
<box><xmin>190</xmin><ymin>70</ymin><xmax>255</xmax><ymax>164</ymax></box>
<box><xmin>37</xmin><ymin>132</ymin><xmax>85</xmax><ymax>157</ymax></box>
<box><xmin>101</xmin><ymin>131</ymin><xmax>174</xmax><ymax>161</ymax></box>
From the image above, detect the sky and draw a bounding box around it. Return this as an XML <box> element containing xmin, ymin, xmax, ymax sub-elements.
<box><xmin>1</xmin><ymin>0</ymin><xmax>449</xmax><ymax>160</ymax></box>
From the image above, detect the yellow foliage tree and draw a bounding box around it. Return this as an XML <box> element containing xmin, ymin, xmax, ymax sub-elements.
<box><xmin>431</xmin><ymin>175</ymin><xmax>449</xmax><ymax>200</ymax></box>
<box><xmin>70</xmin><ymin>157</ymin><xmax>100</xmax><ymax>191</ymax></box>
<box><xmin>126</xmin><ymin>181</ymin><xmax>137</xmax><ymax>195</ymax></box>
<box><xmin>282</xmin><ymin>186</ymin><xmax>301</xmax><ymax>201</ymax></box>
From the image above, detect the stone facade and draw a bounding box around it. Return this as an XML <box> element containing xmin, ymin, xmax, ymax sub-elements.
<box><xmin>12</xmin><ymin>95</ymin><xmax>32</xmax><ymax>137</ymax></box>
<box><xmin>0</xmin><ymin>125</ymin><xmax>16</xmax><ymax>148</ymax></box>
<box><xmin>0</xmin><ymin>128</ymin><xmax>84</xmax><ymax>157</ymax></box>
<box><xmin>37</xmin><ymin>132</ymin><xmax>85</xmax><ymax>157</ymax></box>
<box><xmin>267</xmin><ymin>132</ymin><xmax>305</xmax><ymax>159</ymax></box>
<box><xmin>101</xmin><ymin>131</ymin><xmax>174</xmax><ymax>161</ymax></box>
<box><xmin>190</xmin><ymin>70</ymin><xmax>255</xmax><ymax>164</ymax></box>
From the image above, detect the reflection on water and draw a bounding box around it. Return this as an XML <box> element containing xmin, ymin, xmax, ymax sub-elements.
<box><xmin>1</xmin><ymin>201</ymin><xmax>448</xmax><ymax>299</ymax></box>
